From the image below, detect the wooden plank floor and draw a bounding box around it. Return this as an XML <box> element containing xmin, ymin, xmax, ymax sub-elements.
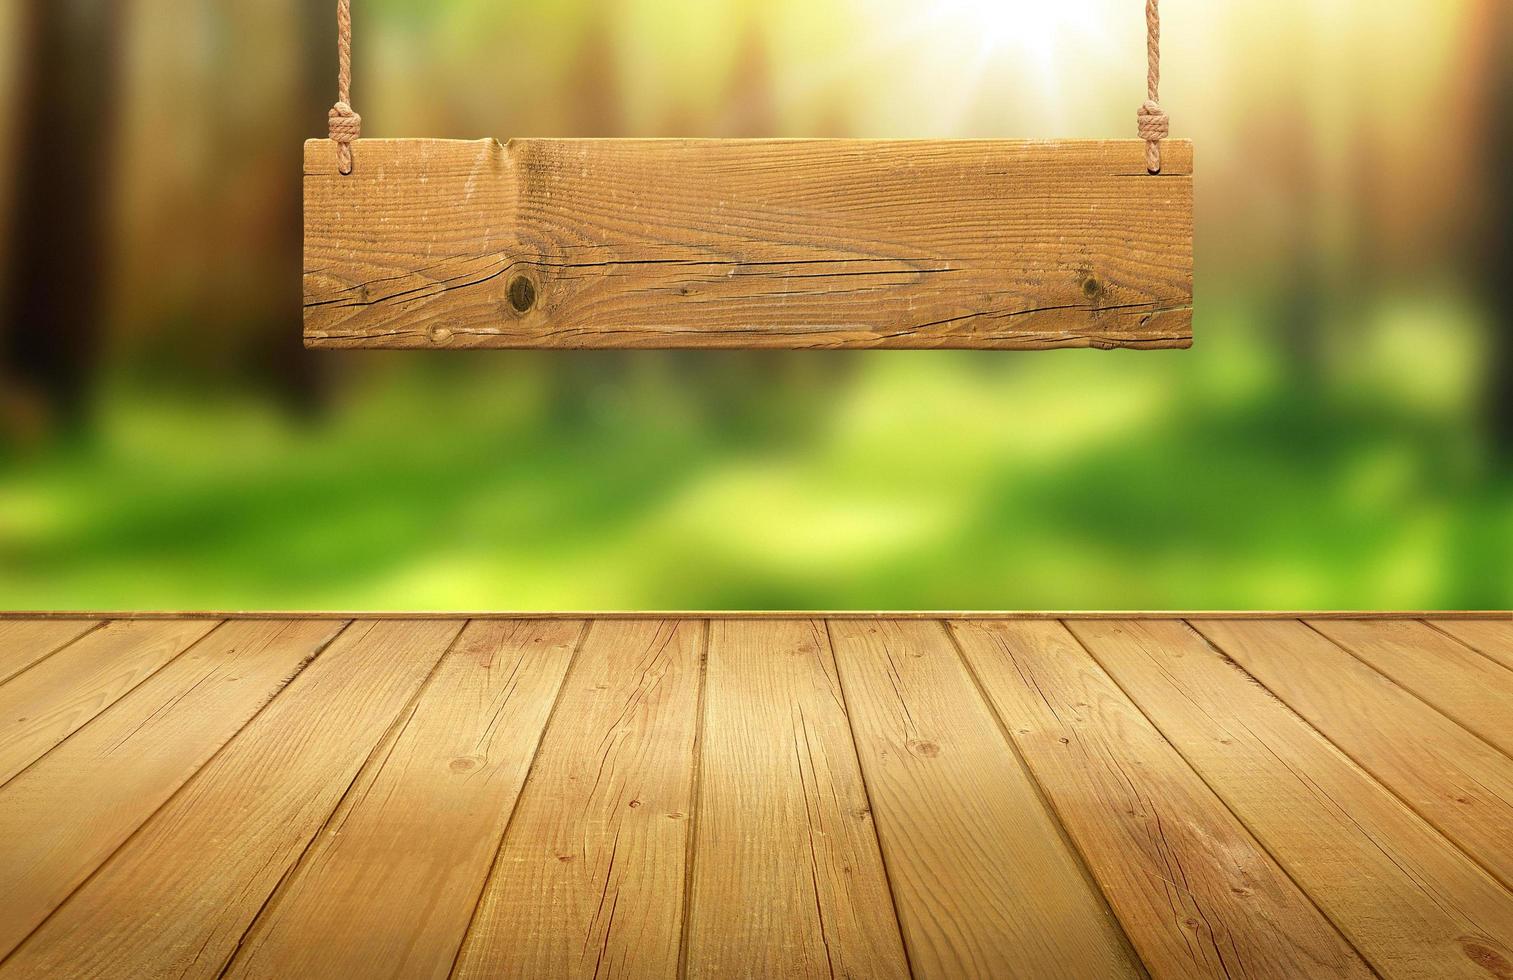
<box><xmin>0</xmin><ymin>616</ymin><xmax>1510</xmax><ymax>979</ymax></box>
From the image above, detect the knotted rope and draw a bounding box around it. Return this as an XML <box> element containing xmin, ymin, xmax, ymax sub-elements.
<box><xmin>329</xmin><ymin>0</ymin><xmax>360</xmax><ymax>175</ymax></box>
<box><xmin>325</xmin><ymin>1</ymin><xmax>1166</xmax><ymax>176</ymax></box>
<box><xmin>1137</xmin><ymin>0</ymin><xmax>1168</xmax><ymax>174</ymax></box>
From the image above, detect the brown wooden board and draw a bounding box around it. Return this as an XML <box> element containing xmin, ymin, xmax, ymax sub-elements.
<box><xmin>6</xmin><ymin>611</ymin><xmax>1510</xmax><ymax>622</ymax></box>
<box><xmin>1193</xmin><ymin>619</ymin><xmax>1513</xmax><ymax>890</ymax></box>
<box><xmin>0</xmin><ymin>620</ymin><xmax>344</xmax><ymax>960</ymax></box>
<box><xmin>1429</xmin><ymin>618</ymin><xmax>1513</xmax><ymax>672</ymax></box>
<box><xmin>1</xmin><ymin>614</ymin><xmax>1511</xmax><ymax>975</ymax></box>
<box><xmin>453</xmin><ymin>619</ymin><xmax>704</xmax><ymax>979</ymax></box>
<box><xmin>685</xmin><ymin>619</ymin><xmax>909</xmax><ymax>979</ymax></box>
<box><xmin>224</xmin><ymin>620</ymin><xmax>581</xmax><ymax>980</ymax></box>
<box><xmin>1071</xmin><ymin>620</ymin><xmax>1513</xmax><ymax>979</ymax></box>
<box><xmin>827</xmin><ymin>619</ymin><xmax>1143</xmax><ymax>978</ymax></box>
<box><xmin>0</xmin><ymin>618</ymin><xmax>218</xmax><ymax>785</ymax></box>
<box><xmin>950</xmin><ymin>620</ymin><xmax>1371</xmax><ymax>979</ymax></box>
<box><xmin>304</xmin><ymin>139</ymin><xmax>1193</xmax><ymax>350</ymax></box>
<box><xmin>0</xmin><ymin>620</ymin><xmax>460</xmax><ymax>979</ymax></box>
<box><xmin>0</xmin><ymin>619</ymin><xmax>99</xmax><ymax>685</ymax></box>
<box><xmin>1308</xmin><ymin>618</ymin><xmax>1513</xmax><ymax>757</ymax></box>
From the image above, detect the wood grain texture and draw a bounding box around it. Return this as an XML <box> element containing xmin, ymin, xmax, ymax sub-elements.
<box><xmin>1</xmin><ymin>613</ymin><xmax>1510</xmax><ymax>977</ymax></box>
<box><xmin>453</xmin><ymin>619</ymin><xmax>704</xmax><ymax>980</ymax></box>
<box><xmin>1071</xmin><ymin>619</ymin><xmax>1513</xmax><ymax>980</ymax></box>
<box><xmin>1308</xmin><ymin>618</ymin><xmax>1513</xmax><ymax>757</ymax></box>
<box><xmin>0</xmin><ymin>618</ymin><xmax>218</xmax><ymax>785</ymax></box>
<box><xmin>949</xmin><ymin>619</ymin><xmax>1372</xmax><ymax>980</ymax></box>
<box><xmin>685</xmin><ymin>619</ymin><xmax>909</xmax><ymax>980</ymax></box>
<box><xmin>0</xmin><ymin>619</ymin><xmax>343</xmax><ymax>960</ymax></box>
<box><xmin>1426</xmin><ymin>619</ymin><xmax>1513</xmax><ymax>673</ymax></box>
<box><xmin>1195</xmin><ymin>619</ymin><xmax>1513</xmax><ymax>889</ymax></box>
<box><xmin>304</xmin><ymin>138</ymin><xmax>1193</xmax><ymax>350</ymax></box>
<box><xmin>224</xmin><ymin>620</ymin><xmax>582</xmax><ymax>980</ymax></box>
<box><xmin>0</xmin><ymin>620</ymin><xmax>461</xmax><ymax>980</ymax></box>
<box><xmin>0</xmin><ymin>619</ymin><xmax>99</xmax><ymax>684</ymax></box>
<box><xmin>826</xmin><ymin>618</ymin><xmax>1143</xmax><ymax>979</ymax></box>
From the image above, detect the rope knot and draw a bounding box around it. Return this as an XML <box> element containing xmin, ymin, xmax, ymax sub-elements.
<box><xmin>328</xmin><ymin>100</ymin><xmax>361</xmax><ymax>175</ymax></box>
<box><xmin>329</xmin><ymin>101</ymin><xmax>361</xmax><ymax>142</ymax></box>
<box><xmin>1137</xmin><ymin>100</ymin><xmax>1168</xmax><ymax>141</ymax></box>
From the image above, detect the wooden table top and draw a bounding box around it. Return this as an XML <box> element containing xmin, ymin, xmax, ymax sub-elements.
<box><xmin>0</xmin><ymin>614</ymin><xmax>1510</xmax><ymax>977</ymax></box>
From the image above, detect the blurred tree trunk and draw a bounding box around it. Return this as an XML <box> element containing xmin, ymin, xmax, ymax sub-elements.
<box><xmin>718</xmin><ymin>29</ymin><xmax>777</xmax><ymax>139</ymax></box>
<box><xmin>1275</xmin><ymin>53</ymin><xmax>1325</xmax><ymax>390</ymax></box>
<box><xmin>0</xmin><ymin>0</ymin><xmax>123</xmax><ymax>432</ymax></box>
<box><xmin>260</xmin><ymin>0</ymin><xmax>338</xmax><ymax>415</ymax></box>
<box><xmin>1480</xmin><ymin>1</ymin><xmax>1513</xmax><ymax>455</ymax></box>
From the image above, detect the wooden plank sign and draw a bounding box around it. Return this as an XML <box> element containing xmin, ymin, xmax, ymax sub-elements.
<box><xmin>304</xmin><ymin>139</ymin><xmax>1192</xmax><ymax>350</ymax></box>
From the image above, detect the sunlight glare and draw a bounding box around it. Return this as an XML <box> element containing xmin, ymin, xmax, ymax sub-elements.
<box><xmin>930</xmin><ymin>0</ymin><xmax>1090</xmax><ymax>58</ymax></box>
<box><xmin>912</xmin><ymin>0</ymin><xmax>1115</xmax><ymax>132</ymax></box>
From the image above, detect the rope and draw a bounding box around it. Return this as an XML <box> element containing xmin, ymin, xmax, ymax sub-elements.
<box><xmin>329</xmin><ymin>0</ymin><xmax>360</xmax><ymax>175</ymax></box>
<box><xmin>1137</xmin><ymin>0</ymin><xmax>1168</xmax><ymax>174</ymax></box>
<box><xmin>325</xmin><ymin>0</ymin><xmax>1165</xmax><ymax>176</ymax></box>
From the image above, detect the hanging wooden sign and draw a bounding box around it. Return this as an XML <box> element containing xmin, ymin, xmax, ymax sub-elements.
<box><xmin>304</xmin><ymin>138</ymin><xmax>1192</xmax><ymax>350</ymax></box>
<box><xmin>303</xmin><ymin>2</ymin><xmax>1191</xmax><ymax>350</ymax></box>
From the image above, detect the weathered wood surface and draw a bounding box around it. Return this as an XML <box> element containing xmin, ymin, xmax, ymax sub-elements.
<box><xmin>0</xmin><ymin>618</ymin><xmax>217</xmax><ymax>785</ymax></box>
<box><xmin>828</xmin><ymin>619</ymin><xmax>1143</xmax><ymax>978</ymax></box>
<box><xmin>0</xmin><ymin>620</ymin><xmax>343</xmax><ymax>960</ymax></box>
<box><xmin>0</xmin><ymin>620</ymin><xmax>460</xmax><ymax>979</ymax></box>
<box><xmin>2</xmin><ymin>614</ymin><xmax>1511</xmax><ymax>978</ymax></box>
<box><xmin>685</xmin><ymin>619</ymin><xmax>909</xmax><ymax>979</ymax></box>
<box><xmin>1430</xmin><ymin>619</ymin><xmax>1513</xmax><ymax>672</ymax></box>
<box><xmin>951</xmin><ymin>619</ymin><xmax>1371</xmax><ymax>979</ymax></box>
<box><xmin>1309</xmin><ymin>618</ymin><xmax>1513</xmax><ymax>757</ymax></box>
<box><xmin>1071</xmin><ymin>620</ymin><xmax>1513</xmax><ymax>980</ymax></box>
<box><xmin>1194</xmin><ymin>618</ymin><xmax>1513</xmax><ymax>890</ymax></box>
<box><xmin>225</xmin><ymin>620</ymin><xmax>580</xmax><ymax>980</ymax></box>
<box><xmin>0</xmin><ymin>619</ymin><xmax>98</xmax><ymax>684</ymax></box>
<box><xmin>453</xmin><ymin>619</ymin><xmax>703</xmax><ymax>979</ymax></box>
<box><xmin>304</xmin><ymin>138</ymin><xmax>1193</xmax><ymax>350</ymax></box>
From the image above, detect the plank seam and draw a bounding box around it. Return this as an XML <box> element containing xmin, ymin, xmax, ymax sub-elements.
<box><xmin>0</xmin><ymin>619</ymin><xmax>229</xmax><ymax>795</ymax></box>
<box><xmin>941</xmin><ymin>620</ymin><xmax>1151</xmax><ymax>978</ymax></box>
<box><xmin>1075</xmin><ymin>618</ymin><xmax>1381</xmax><ymax>975</ymax></box>
<box><xmin>675</xmin><ymin>619</ymin><xmax>712</xmax><ymax>980</ymax></box>
<box><xmin>1297</xmin><ymin>619</ymin><xmax>1513</xmax><ymax>764</ymax></box>
<box><xmin>0</xmin><ymin>619</ymin><xmax>346</xmax><ymax>973</ymax></box>
<box><xmin>448</xmin><ymin>618</ymin><xmax>595</xmax><ymax>978</ymax></box>
<box><xmin>216</xmin><ymin>619</ymin><xmax>466</xmax><ymax>978</ymax></box>
<box><xmin>0</xmin><ymin>619</ymin><xmax>108</xmax><ymax>687</ymax></box>
<box><xmin>1419</xmin><ymin>619</ymin><xmax>1513</xmax><ymax>678</ymax></box>
<box><xmin>821</xmin><ymin>619</ymin><xmax>920</xmax><ymax>980</ymax></box>
<box><xmin>1177</xmin><ymin>618</ymin><xmax>1513</xmax><ymax>955</ymax></box>
<box><xmin>1192</xmin><ymin>620</ymin><xmax>1513</xmax><ymax>893</ymax></box>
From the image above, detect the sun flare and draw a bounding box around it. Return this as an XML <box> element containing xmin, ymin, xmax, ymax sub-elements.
<box><xmin>932</xmin><ymin>0</ymin><xmax>1061</xmax><ymax>51</ymax></box>
<box><xmin>858</xmin><ymin>0</ymin><xmax>1121</xmax><ymax>134</ymax></box>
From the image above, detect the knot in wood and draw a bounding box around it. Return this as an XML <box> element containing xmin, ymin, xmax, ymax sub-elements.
<box><xmin>507</xmin><ymin>275</ymin><xmax>537</xmax><ymax>313</ymax></box>
<box><xmin>1137</xmin><ymin>101</ymin><xmax>1169</xmax><ymax>141</ymax></box>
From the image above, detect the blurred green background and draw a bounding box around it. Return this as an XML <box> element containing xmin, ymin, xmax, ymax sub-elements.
<box><xmin>1</xmin><ymin>0</ymin><xmax>1510</xmax><ymax>611</ymax></box>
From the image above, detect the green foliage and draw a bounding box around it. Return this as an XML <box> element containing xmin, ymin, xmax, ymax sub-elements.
<box><xmin>1</xmin><ymin>1</ymin><xmax>1507</xmax><ymax>609</ymax></box>
<box><xmin>3</xmin><ymin>299</ymin><xmax>1507</xmax><ymax>610</ymax></box>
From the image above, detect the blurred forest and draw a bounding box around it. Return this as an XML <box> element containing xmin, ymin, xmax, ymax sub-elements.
<box><xmin>0</xmin><ymin>0</ymin><xmax>1510</xmax><ymax>610</ymax></box>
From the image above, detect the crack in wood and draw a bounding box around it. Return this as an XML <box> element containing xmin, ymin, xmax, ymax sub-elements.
<box><xmin>304</xmin><ymin>138</ymin><xmax>1192</xmax><ymax>349</ymax></box>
